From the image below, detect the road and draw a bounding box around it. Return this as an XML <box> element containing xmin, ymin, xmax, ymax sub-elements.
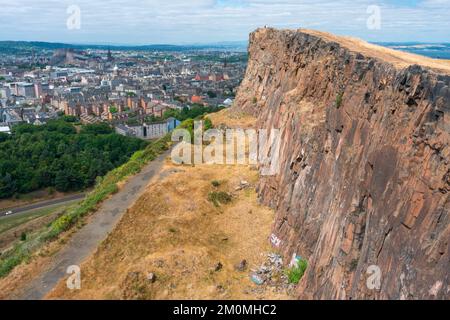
<box><xmin>0</xmin><ymin>193</ymin><xmax>86</xmax><ymax>218</ymax></box>
<box><xmin>13</xmin><ymin>149</ymin><xmax>171</xmax><ymax>300</ymax></box>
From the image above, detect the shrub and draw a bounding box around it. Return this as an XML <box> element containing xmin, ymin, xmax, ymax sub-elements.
<box><xmin>336</xmin><ymin>92</ymin><xmax>344</xmax><ymax>109</ymax></box>
<box><xmin>286</xmin><ymin>258</ymin><xmax>308</xmax><ymax>284</ymax></box>
<box><xmin>349</xmin><ymin>259</ymin><xmax>358</xmax><ymax>271</ymax></box>
<box><xmin>0</xmin><ymin>249</ymin><xmax>28</xmax><ymax>277</ymax></box>
<box><xmin>20</xmin><ymin>233</ymin><xmax>27</xmax><ymax>241</ymax></box>
<box><xmin>211</xmin><ymin>180</ymin><xmax>221</xmax><ymax>187</ymax></box>
<box><xmin>208</xmin><ymin>191</ymin><xmax>232</xmax><ymax>207</ymax></box>
<box><xmin>61</xmin><ymin>115</ymin><xmax>78</xmax><ymax>123</ymax></box>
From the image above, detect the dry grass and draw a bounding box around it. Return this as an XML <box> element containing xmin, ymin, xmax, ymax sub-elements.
<box><xmin>207</xmin><ymin>108</ymin><xmax>257</xmax><ymax>129</ymax></box>
<box><xmin>300</xmin><ymin>29</ymin><xmax>450</xmax><ymax>74</ymax></box>
<box><xmin>46</xmin><ymin>160</ymin><xmax>290</xmax><ymax>300</ymax></box>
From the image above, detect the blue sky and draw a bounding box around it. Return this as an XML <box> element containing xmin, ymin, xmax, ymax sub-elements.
<box><xmin>0</xmin><ymin>0</ymin><xmax>449</xmax><ymax>44</ymax></box>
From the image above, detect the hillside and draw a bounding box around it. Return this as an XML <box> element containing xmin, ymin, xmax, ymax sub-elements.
<box><xmin>47</xmin><ymin>159</ymin><xmax>292</xmax><ymax>300</ymax></box>
<box><xmin>0</xmin><ymin>40</ymin><xmax>247</xmax><ymax>55</ymax></box>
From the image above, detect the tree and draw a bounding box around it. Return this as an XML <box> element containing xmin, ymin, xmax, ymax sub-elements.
<box><xmin>55</xmin><ymin>170</ymin><xmax>70</xmax><ymax>192</ymax></box>
<box><xmin>0</xmin><ymin>133</ymin><xmax>9</xmax><ymax>143</ymax></box>
<box><xmin>206</xmin><ymin>91</ymin><xmax>217</xmax><ymax>98</ymax></box>
<box><xmin>0</xmin><ymin>173</ymin><xmax>16</xmax><ymax>198</ymax></box>
<box><xmin>61</xmin><ymin>115</ymin><xmax>78</xmax><ymax>123</ymax></box>
<box><xmin>0</xmin><ymin>119</ymin><xmax>147</xmax><ymax>199</ymax></box>
<box><xmin>80</xmin><ymin>123</ymin><xmax>113</xmax><ymax>135</ymax></box>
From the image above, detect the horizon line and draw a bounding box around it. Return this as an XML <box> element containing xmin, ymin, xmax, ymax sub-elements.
<box><xmin>1</xmin><ymin>39</ymin><xmax>450</xmax><ymax>48</ymax></box>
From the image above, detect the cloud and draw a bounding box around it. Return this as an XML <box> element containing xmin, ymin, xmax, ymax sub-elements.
<box><xmin>0</xmin><ymin>0</ymin><xmax>448</xmax><ymax>43</ymax></box>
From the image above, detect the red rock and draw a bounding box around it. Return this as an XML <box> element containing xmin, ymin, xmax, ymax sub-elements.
<box><xmin>233</xmin><ymin>28</ymin><xmax>450</xmax><ymax>300</ymax></box>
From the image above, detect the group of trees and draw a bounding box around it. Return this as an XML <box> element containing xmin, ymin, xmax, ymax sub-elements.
<box><xmin>164</xmin><ymin>105</ymin><xmax>224</xmax><ymax>122</ymax></box>
<box><xmin>144</xmin><ymin>105</ymin><xmax>223</xmax><ymax>125</ymax></box>
<box><xmin>0</xmin><ymin>120</ymin><xmax>147</xmax><ymax>198</ymax></box>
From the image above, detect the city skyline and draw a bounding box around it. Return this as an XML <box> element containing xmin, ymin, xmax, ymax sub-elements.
<box><xmin>0</xmin><ymin>0</ymin><xmax>449</xmax><ymax>44</ymax></box>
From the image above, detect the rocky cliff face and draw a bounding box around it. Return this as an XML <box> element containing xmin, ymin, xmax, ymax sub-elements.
<box><xmin>233</xmin><ymin>28</ymin><xmax>450</xmax><ymax>299</ymax></box>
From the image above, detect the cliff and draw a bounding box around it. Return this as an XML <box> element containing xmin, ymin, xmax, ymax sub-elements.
<box><xmin>233</xmin><ymin>28</ymin><xmax>450</xmax><ymax>299</ymax></box>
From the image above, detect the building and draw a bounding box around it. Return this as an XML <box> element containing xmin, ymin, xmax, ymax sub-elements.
<box><xmin>0</xmin><ymin>124</ymin><xmax>11</xmax><ymax>135</ymax></box>
<box><xmin>50</xmin><ymin>70</ymin><xmax>68</xmax><ymax>79</ymax></box>
<box><xmin>191</xmin><ymin>95</ymin><xmax>203</xmax><ymax>104</ymax></box>
<box><xmin>19</xmin><ymin>83</ymin><xmax>36</xmax><ymax>98</ymax></box>
<box><xmin>223</xmin><ymin>98</ymin><xmax>234</xmax><ymax>107</ymax></box>
<box><xmin>166</xmin><ymin>117</ymin><xmax>181</xmax><ymax>131</ymax></box>
<box><xmin>115</xmin><ymin>118</ymin><xmax>180</xmax><ymax>140</ymax></box>
<box><xmin>107</xmin><ymin>49</ymin><xmax>114</xmax><ymax>62</ymax></box>
<box><xmin>133</xmin><ymin>122</ymin><xmax>168</xmax><ymax>140</ymax></box>
<box><xmin>115</xmin><ymin>124</ymin><xmax>135</xmax><ymax>137</ymax></box>
<box><xmin>11</xmin><ymin>82</ymin><xmax>36</xmax><ymax>98</ymax></box>
<box><xmin>0</xmin><ymin>86</ymin><xmax>10</xmax><ymax>99</ymax></box>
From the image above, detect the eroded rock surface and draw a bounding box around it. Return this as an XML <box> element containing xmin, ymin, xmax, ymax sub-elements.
<box><xmin>233</xmin><ymin>28</ymin><xmax>450</xmax><ymax>299</ymax></box>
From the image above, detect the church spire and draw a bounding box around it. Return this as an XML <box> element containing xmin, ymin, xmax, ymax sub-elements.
<box><xmin>107</xmin><ymin>48</ymin><xmax>113</xmax><ymax>62</ymax></box>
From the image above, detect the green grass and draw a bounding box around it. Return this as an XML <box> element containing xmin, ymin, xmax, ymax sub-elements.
<box><xmin>286</xmin><ymin>258</ymin><xmax>308</xmax><ymax>284</ymax></box>
<box><xmin>0</xmin><ymin>134</ymin><xmax>172</xmax><ymax>278</ymax></box>
<box><xmin>349</xmin><ymin>259</ymin><xmax>359</xmax><ymax>271</ymax></box>
<box><xmin>335</xmin><ymin>92</ymin><xmax>344</xmax><ymax>109</ymax></box>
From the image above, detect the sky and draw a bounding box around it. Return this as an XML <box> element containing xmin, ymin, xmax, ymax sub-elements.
<box><xmin>0</xmin><ymin>0</ymin><xmax>449</xmax><ymax>44</ymax></box>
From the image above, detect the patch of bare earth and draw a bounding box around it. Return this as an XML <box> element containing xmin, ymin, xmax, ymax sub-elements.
<box><xmin>46</xmin><ymin>160</ymin><xmax>292</xmax><ymax>300</ymax></box>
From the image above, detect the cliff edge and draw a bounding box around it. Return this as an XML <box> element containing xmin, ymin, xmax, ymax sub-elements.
<box><xmin>233</xmin><ymin>28</ymin><xmax>450</xmax><ymax>299</ymax></box>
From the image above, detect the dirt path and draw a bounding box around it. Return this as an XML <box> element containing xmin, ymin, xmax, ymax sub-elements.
<box><xmin>13</xmin><ymin>150</ymin><xmax>171</xmax><ymax>300</ymax></box>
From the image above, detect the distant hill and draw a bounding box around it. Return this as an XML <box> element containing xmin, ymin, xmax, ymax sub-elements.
<box><xmin>4</xmin><ymin>40</ymin><xmax>448</xmax><ymax>59</ymax></box>
<box><xmin>0</xmin><ymin>40</ymin><xmax>248</xmax><ymax>54</ymax></box>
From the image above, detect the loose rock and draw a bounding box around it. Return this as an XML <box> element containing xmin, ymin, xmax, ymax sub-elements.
<box><xmin>214</xmin><ymin>262</ymin><xmax>223</xmax><ymax>272</ymax></box>
<box><xmin>235</xmin><ymin>259</ymin><xmax>247</xmax><ymax>272</ymax></box>
<box><xmin>147</xmin><ymin>272</ymin><xmax>156</xmax><ymax>283</ymax></box>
